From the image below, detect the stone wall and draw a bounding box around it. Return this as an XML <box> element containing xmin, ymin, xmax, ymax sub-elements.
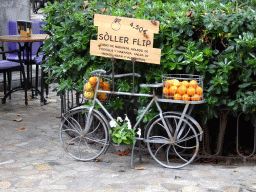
<box><xmin>0</xmin><ymin>0</ymin><xmax>30</xmax><ymax>46</ymax></box>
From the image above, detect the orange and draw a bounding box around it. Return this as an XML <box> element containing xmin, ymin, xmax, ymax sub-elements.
<box><xmin>180</xmin><ymin>80</ymin><xmax>189</xmax><ymax>88</ymax></box>
<box><xmin>99</xmin><ymin>78</ymin><xmax>103</xmax><ymax>87</ymax></box>
<box><xmin>97</xmin><ymin>88</ymin><xmax>103</xmax><ymax>96</ymax></box>
<box><xmin>173</xmin><ymin>93</ymin><xmax>181</xmax><ymax>100</ymax></box>
<box><xmin>84</xmin><ymin>82</ymin><xmax>95</xmax><ymax>92</ymax></box>
<box><xmin>170</xmin><ymin>86</ymin><xmax>178</xmax><ymax>95</ymax></box>
<box><xmin>89</xmin><ymin>76</ymin><xmax>98</xmax><ymax>86</ymax></box>
<box><xmin>195</xmin><ymin>86</ymin><xmax>203</xmax><ymax>96</ymax></box>
<box><xmin>182</xmin><ymin>94</ymin><xmax>190</xmax><ymax>101</ymax></box>
<box><xmin>191</xmin><ymin>94</ymin><xmax>201</xmax><ymax>101</ymax></box>
<box><xmin>163</xmin><ymin>87</ymin><xmax>170</xmax><ymax>95</ymax></box>
<box><xmin>84</xmin><ymin>91</ymin><xmax>94</xmax><ymax>99</ymax></box>
<box><xmin>98</xmin><ymin>93</ymin><xmax>108</xmax><ymax>100</ymax></box>
<box><xmin>178</xmin><ymin>85</ymin><xmax>187</xmax><ymax>96</ymax></box>
<box><xmin>189</xmin><ymin>80</ymin><xmax>198</xmax><ymax>89</ymax></box>
<box><xmin>172</xmin><ymin>79</ymin><xmax>180</xmax><ymax>87</ymax></box>
<box><xmin>103</xmin><ymin>81</ymin><xmax>111</xmax><ymax>91</ymax></box>
<box><xmin>164</xmin><ymin>80</ymin><xmax>172</xmax><ymax>88</ymax></box>
<box><xmin>165</xmin><ymin>95</ymin><xmax>172</xmax><ymax>99</ymax></box>
<box><xmin>165</xmin><ymin>79</ymin><xmax>180</xmax><ymax>88</ymax></box>
<box><xmin>187</xmin><ymin>87</ymin><xmax>195</xmax><ymax>97</ymax></box>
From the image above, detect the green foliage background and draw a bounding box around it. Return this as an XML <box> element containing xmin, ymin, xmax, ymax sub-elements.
<box><xmin>42</xmin><ymin>0</ymin><xmax>256</xmax><ymax>124</ymax></box>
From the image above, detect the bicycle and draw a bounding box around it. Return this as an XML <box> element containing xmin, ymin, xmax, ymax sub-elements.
<box><xmin>60</xmin><ymin>69</ymin><xmax>204</xmax><ymax>169</ymax></box>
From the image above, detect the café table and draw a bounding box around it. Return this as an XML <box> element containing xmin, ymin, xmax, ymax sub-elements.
<box><xmin>0</xmin><ymin>34</ymin><xmax>49</xmax><ymax>105</ymax></box>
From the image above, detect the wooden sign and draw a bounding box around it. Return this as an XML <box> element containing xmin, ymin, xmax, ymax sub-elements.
<box><xmin>90</xmin><ymin>14</ymin><xmax>161</xmax><ymax>64</ymax></box>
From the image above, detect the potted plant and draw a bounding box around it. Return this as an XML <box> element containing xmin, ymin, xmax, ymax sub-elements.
<box><xmin>109</xmin><ymin>115</ymin><xmax>139</xmax><ymax>155</ymax></box>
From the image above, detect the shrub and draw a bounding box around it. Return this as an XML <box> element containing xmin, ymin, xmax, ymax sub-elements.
<box><xmin>42</xmin><ymin>0</ymin><xmax>256</xmax><ymax>123</ymax></box>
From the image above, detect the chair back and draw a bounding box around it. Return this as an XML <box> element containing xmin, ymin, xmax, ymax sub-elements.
<box><xmin>31</xmin><ymin>21</ymin><xmax>41</xmax><ymax>55</ymax></box>
<box><xmin>39</xmin><ymin>21</ymin><xmax>46</xmax><ymax>34</ymax></box>
<box><xmin>7</xmin><ymin>20</ymin><xmax>18</xmax><ymax>51</ymax></box>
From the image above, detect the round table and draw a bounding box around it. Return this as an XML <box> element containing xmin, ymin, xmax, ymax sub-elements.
<box><xmin>0</xmin><ymin>34</ymin><xmax>49</xmax><ymax>43</ymax></box>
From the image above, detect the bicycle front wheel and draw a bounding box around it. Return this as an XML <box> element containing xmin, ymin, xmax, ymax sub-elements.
<box><xmin>146</xmin><ymin>115</ymin><xmax>199</xmax><ymax>168</ymax></box>
<box><xmin>60</xmin><ymin>108</ymin><xmax>109</xmax><ymax>161</ymax></box>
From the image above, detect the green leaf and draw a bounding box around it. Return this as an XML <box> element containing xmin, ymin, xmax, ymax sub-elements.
<box><xmin>238</xmin><ymin>83</ymin><xmax>251</xmax><ymax>88</ymax></box>
<box><xmin>223</xmin><ymin>25</ymin><xmax>229</xmax><ymax>33</ymax></box>
<box><xmin>173</xmin><ymin>50</ymin><xmax>184</xmax><ymax>55</ymax></box>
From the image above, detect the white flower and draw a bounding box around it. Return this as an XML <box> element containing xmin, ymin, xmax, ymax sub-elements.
<box><xmin>125</xmin><ymin>114</ymin><xmax>132</xmax><ymax>130</ymax></box>
<box><xmin>137</xmin><ymin>128</ymin><xmax>141</xmax><ymax>138</ymax></box>
<box><xmin>127</xmin><ymin>120</ymin><xmax>132</xmax><ymax>130</ymax></box>
<box><xmin>117</xmin><ymin>117</ymin><xmax>123</xmax><ymax>122</ymax></box>
<box><xmin>125</xmin><ymin>114</ymin><xmax>129</xmax><ymax>121</ymax></box>
<box><xmin>109</xmin><ymin>119</ymin><xmax>117</xmax><ymax>128</ymax></box>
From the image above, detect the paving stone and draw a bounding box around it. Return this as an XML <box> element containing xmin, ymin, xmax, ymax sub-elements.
<box><xmin>20</xmin><ymin>174</ymin><xmax>49</xmax><ymax>180</ymax></box>
<box><xmin>161</xmin><ymin>183</ymin><xmax>184</xmax><ymax>191</ymax></box>
<box><xmin>0</xmin><ymin>181</ymin><xmax>11</xmax><ymax>189</ymax></box>
<box><xmin>222</xmin><ymin>186</ymin><xmax>243</xmax><ymax>192</ymax></box>
<box><xmin>38</xmin><ymin>185</ymin><xmax>67</xmax><ymax>190</ymax></box>
<box><xmin>183</xmin><ymin>186</ymin><xmax>204</xmax><ymax>192</ymax></box>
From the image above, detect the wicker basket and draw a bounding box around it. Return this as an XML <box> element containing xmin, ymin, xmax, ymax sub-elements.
<box><xmin>162</xmin><ymin>74</ymin><xmax>204</xmax><ymax>102</ymax></box>
<box><xmin>83</xmin><ymin>76</ymin><xmax>112</xmax><ymax>101</ymax></box>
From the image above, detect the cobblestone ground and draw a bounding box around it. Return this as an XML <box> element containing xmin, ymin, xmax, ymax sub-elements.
<box><xmin>1</xmin><ymin>85</ymin><xmax>256</xmax><ymax>192</ymax></box>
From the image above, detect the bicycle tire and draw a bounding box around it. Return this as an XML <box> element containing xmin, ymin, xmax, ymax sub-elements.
<box><xmin>146</xmin><ymin>115</ymin><xmax>200</xmax><ymax>168</ymax></box>
<box><xmin>60</xmin><ymin>107</ymin><xmax>110</xmax><ymax>161</ymax></box>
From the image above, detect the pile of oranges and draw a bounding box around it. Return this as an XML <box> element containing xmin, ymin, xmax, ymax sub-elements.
<box><xmin>84</xmin><ymin>76</ymin><xmax>111</xmax><ymax>100</ymax></box>
<box><xmin>163</xmin><ymin>79</ymin><xmax>203</xmax><ymax>101</ymax></box>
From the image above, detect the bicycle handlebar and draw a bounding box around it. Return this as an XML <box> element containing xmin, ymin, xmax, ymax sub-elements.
<box><xmin>90</xmin><ymin>69</ymin><xmax>106</xmax><ymax>76</ymax></box>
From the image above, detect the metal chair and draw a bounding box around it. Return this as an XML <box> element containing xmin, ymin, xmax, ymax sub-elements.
<box><xmin>34</xmin><ymin>21</ymin><xmax>49</xmax><ymax>105</ymax></box>
<box><xmin>6</xmin><ymin>20</ymin><xmax>41</xmax><ymax>62</ymax></box>
<box><xmin>6</xmin><ymin>20</ymin><xmax>44</xmax><ymax>100</ymax></box>
<box><xmin>34</xmin><ymin>45</ymin><xmax>48</xmax><ymax>105</ymax></box>
<box><xmin>0</xmin><ymin>47</ymin><xmax>27</xmax><ymax>105</ymax></box>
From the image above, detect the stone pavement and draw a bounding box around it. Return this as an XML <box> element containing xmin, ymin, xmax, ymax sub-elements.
<box><xmin>1</xmin><ymin>85</ymin><xmax>256</xmax><ymax>192</ymax></box>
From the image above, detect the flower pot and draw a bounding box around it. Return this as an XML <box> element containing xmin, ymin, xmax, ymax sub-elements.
<box><xmin>113</xmin><ymin>144</ymin><xmax>130</xmax><ymax>156</ymax></box>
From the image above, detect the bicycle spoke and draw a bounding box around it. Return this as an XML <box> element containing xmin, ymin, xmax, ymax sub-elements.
<box><xmin>175</xmin><ymin>133</ymin><xmax>200</xmax><ymax>144</ymax></box>
<box><xmin>166</xmin><ymin>145</ymin><xmax>171</xmax><ymax>164</ymax></box>
<box><xmin>172</xmin><ymin>145</ymin><xmax>188</xmax><ymax>162</ymax></box>
<box><xmin>86</xmin><ymin>121</ymin><xmax>101</xmax><ymax>136</ymax></box>
<box><xmin>154</xmin><ymin>143</ymin><xmax>167</xmax><ymax>157</ymax></box>
<box><xmin>61</xmin><ymin>127</ymin><xmax>80</xmax><ymax>134</ymax></box>
<box><xmin>165</xmin><ymin>118</ymin><xmax>174</xmax><ymax>135</ymax></box>
<box><xmin>83</xmin><ymin>139</ymin><xmax>99</xmax><ymax>155</ymax></box>
<box><xmin>147</xmin><ymin>136</ymin><xmax>170</xmax><ymax>144</ymax></box>
<box><xmin>62</xmin><ymin>115</ymin><xmax>82</xmax><ymax>133</ymax></box>
<box><xmin>175</xmin><ymin>143</ymin><xmax>196</xmax><ymax>149</ymax></box>
<box><xmin>84</xmin><ymin>136</ymin><xmax>107</xmax><ymax>145</ymax></box>
<box><xmin>176</xmin><ymin>124</ymin><xmax>191</xmax><ymax>141</ymax></box>
<box><xmin>78</xmin><ymin>138</ymin><xmax>82</xmax><ymax>159</ymax></box>
<box><xmin>64</xmin><ymin>135</ymin><xmax>80</xmax><ymax>151</ymax></box>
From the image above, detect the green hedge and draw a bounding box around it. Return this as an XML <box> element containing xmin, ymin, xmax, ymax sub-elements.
<box><xmin>42</xmin><ymin>0</ymin><xmax>256</xmax><ymax>123</ymax></box>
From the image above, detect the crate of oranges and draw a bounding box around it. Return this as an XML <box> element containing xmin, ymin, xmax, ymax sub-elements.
<box><xmin>162</xmin><ymin>74</ymin><xmax>203</xmax><ymax>102</ymax></box>
<box><xmin>83</xmin><ymin>76</ymin><xmax>111</xmax><ymax>101</ymax></box>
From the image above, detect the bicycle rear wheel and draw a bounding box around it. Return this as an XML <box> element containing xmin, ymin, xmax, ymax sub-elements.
<box><xmin>60</xmin><ymin>107</ymin><xmax>109</xmax><ymax>161</ymax></box>
<box><xmin>146</xmin><ymin>115</ymin><xmax>199</xmax><ymax>168</ymax></box>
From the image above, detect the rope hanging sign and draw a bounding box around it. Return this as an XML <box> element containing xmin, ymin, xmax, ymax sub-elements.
<box><xmin>90</xmin><ymin>14</ymin><xmax>161</xmax><ymax>64</ymax></box>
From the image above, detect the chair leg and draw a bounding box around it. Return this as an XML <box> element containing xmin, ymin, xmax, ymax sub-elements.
<box><xmin>35</xmin><ymin>64</ymin><xmax>39</xmax><ymax>98</ymax></box>
<box><xmin>7</xmin><ymin>72</ymin><xmax>12</xmax><ymax>100</ymax></box>
<box><xmin>21</xmin><ymin>68</ymin><xmax>28</xmax><ymax>106</ymax></box>
<box><xmin>3</xmin><ymin>71</ymin><xmax>7</xmax><ymax>97</ymax></box>
<box><xmin>45</xmin><ymin>73</ymin><xmax>49</xmax><ymax>98</ymax></box>
<box><xmin>40</xmin><ymin>66</ymin><xmax>45</xmax><ymax>105</ymax></box>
